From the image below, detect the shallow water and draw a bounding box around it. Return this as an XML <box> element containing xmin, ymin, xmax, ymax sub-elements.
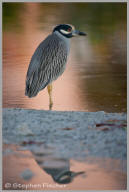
<box><xmin>3</xmin><ymin>144</ymin><xmax>127</xmax><ymax>190</ymax></box>
<box><xmin>2</xmin><ymin>3</ymin><xmax>127</xmax><ymax>112</ymax></box>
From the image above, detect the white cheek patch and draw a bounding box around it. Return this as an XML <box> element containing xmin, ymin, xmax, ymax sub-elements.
<box><xmin>60</xmin><ymin>29</ymin><xmax>71</xmax><ymax>34</ymax></box>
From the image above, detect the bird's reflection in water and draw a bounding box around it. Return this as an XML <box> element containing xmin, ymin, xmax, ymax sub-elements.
<box><xmin>43</xmin><ymin>168</ymin><xmax>85</xmax><ymax>184</ymax></box>
<box><xmin>35</xmin><ymin>157</ymin><xmax>85</xmax><ymax>184</ymax></box>
<box><xmin>3</xmin><ymin>144</ymin><xmax>126</xmax><ymax>190</ymax></box>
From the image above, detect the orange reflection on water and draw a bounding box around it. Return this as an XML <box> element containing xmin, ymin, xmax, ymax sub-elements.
<box><xmin>3</xmin><ymin>144</ymin><xmax>126</xmax><ymax>190</ymax></box>
<box><xmin>68</xmin><ymin>159</ymin><xmax>126</xmax><ymax>190</ymax></box>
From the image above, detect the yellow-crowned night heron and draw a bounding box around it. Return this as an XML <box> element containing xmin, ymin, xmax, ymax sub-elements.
<box><xmin>25</xmin><ymin>24</ymin><xmax>86</xmax><ymax>110</ymax></box>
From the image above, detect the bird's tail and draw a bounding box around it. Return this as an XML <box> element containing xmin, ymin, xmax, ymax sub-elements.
<box><xmin>25</xmin><ymin>72</ymin><xmax>39</xmax><ymax>98</ymax></box>
<box><xmin>25</xmin><ymin>84</ymin><xmax>38</xmax><ymax>98</ymax></box>
<box><xmin>25</xmin><ymin>73</ymin><xmax>50</xmax><ymax>98</ymax></box>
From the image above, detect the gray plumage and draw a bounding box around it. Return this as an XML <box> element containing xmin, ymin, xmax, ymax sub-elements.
<box><xmin>25</xmin><ymin>24</ymin><xmax>86</xmax><ymax>100</ymax></box>
<box><xmin>25</xmin><ymin>31</ymin><xmax>70</xmax><ymax>97</ymax></box>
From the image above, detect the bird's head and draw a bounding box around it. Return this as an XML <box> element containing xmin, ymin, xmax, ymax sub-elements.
<box><xmin>53</xmin><ymin>170</ymin><xmax>85</xmax><ymax>184</ymax></box>
<box><xmin>53</xmin><ymin>24</ymin><xmax>87</xmax><ymax>38</ymax></box>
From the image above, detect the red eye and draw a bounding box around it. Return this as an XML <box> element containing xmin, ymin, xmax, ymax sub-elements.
<box><xmin>67</xmin><ymin>28</ymin><xmax>71</xmax><ymax>32</ymax></box>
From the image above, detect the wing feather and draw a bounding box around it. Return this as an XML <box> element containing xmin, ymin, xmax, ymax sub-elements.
<box><xmin>25</xmin><ymin>33</ymin><xmax>68</xmax><ymax>97</ymax></box>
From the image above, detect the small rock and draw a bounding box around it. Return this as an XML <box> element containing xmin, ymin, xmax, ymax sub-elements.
<box><xmin>20</xmin><ymin>169</ymin><xmax>34</xmax><ymax>180</ymax></box>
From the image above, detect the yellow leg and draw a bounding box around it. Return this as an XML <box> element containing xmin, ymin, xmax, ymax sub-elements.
<box><xmin>47</xmin><ymin>84</ymin><xmax>53</xmax><ymax>110</ymax></box>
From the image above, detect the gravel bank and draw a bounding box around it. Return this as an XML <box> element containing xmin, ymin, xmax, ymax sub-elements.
<box><xmin>3</xmin><ymin>108</ymin><xmax>127</xmax><ymax>160</ymax></box>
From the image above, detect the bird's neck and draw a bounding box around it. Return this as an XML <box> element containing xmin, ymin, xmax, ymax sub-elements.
<box><xmin>53</xmin><ymin>31</ymin><xmax>70</xmax><ymax>54</ymax></box>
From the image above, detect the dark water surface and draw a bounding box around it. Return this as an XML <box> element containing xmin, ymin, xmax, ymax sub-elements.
<box><xmin>3</xmin><ymin>3</ymin><xmax>127</xmax><ymax>112</ymax></box>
